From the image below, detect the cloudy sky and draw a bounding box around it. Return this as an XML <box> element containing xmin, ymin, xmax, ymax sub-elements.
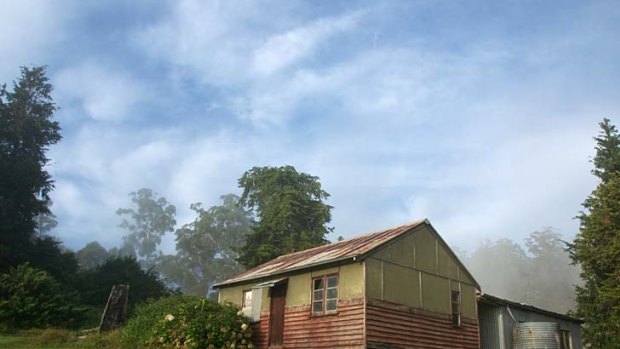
<box><xmin>2</xmin><ymin>0</ymin><xmax>618</xmax><ymax>253</ymax></box>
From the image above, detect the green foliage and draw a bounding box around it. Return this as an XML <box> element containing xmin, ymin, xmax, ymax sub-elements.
<box><xmin>76</xmin><ymin>241</ymin><xmax>109</xmax><ymax>270</ymax></box>
<box><xmin>237</xmin><ymin>165</ymin><xmax>332</xmax><ymax>267</ymax></box>
<box><xmin>28</xmin><ymin>236</ymin><xmax>79</xmax><ymax>285</ymax></box>
<box><xmin>0</xmin><ymin>66</ymin><xmax>62</xmax><ymax>270</ymax></box>
<box><xmin>569</xmin><ymin>118</ymin><xmax>620</xmax><ymax>347</ymax></box>
<box><xmin>0</xmin><ymin>329</ymin><xmax>124</xmax><ymax>349</ymax></box>
<box><xmin>592</xmin><ymin>118</ymin><xmax>620</xmax><ymax>184</ymax></box>
<box><xmin>32</xmin><ymin>328</ymin><xmax>74</xmax><ymax>346</ymax></box>
<box><xmin>160</xmin><ymin>194</ymin><xmax>253</xmax><ymax>296</ymax></box>
<box><xmin>117</xmin><ymin>188</ymin><xmax>176</xmax><ymax>267</ymax></box>
<box><xmin>75</xmin><ymin>256</ymin><xmax>170</xmax><ymax>315</ymax></box>
<box><xmin>122</xmin><ymin>295</ymin><xmax>253</xmax><ymax>349</ymax></box>
<box><xmin>0</xmin><ymin>264</ymin><xmax>86</xmax><ymax>330</ymax></box>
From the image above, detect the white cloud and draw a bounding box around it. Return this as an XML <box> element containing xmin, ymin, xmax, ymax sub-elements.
<box><xmin>0</xmin><ymin>0</ymin><xmax>73</xmax><ymax>81</ymax></box>
<box><xmin>252</xmin><ymin>12</ymin><xmax>361</xmax><ymax>76</ymax></box>
<box><xmin>136</xmin><ymin>0</ymin><xmax>361</xmax><ymax>84</ymax></box>
<box><xmin>34</xmin><ymin>0</ymin><xmax>616</xmax><ymax>257</ymax></box>
<box><xmin>54</xmin><ymin>62</ymin><xmax>145</xmax><ymax>122</ymax></box>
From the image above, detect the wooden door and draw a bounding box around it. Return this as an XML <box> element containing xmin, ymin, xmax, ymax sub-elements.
<box><xmin>269</xmin><ymin>282</ymin><xmax>287</xmax><ymax>347</ymax></box>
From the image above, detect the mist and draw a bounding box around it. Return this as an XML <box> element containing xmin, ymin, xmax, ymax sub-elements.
<box><xmin>457</xmin><ymin>228</ymin><xmax>581</xmax><ymax>314</ymax></box>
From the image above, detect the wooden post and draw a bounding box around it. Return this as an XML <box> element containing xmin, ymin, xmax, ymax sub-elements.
<box><xmin>99</xmin><ymin>284</ymin><xmax>129</xmax><ymax>331</ymax></box>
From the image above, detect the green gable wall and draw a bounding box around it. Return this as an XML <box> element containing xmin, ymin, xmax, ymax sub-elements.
<box><xmin>365</xmin><ymin>224</ymin><xmax>478</xmax><ymax>319</ymax></box>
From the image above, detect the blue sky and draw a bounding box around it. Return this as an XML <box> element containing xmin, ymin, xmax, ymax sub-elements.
<box><xmin>1</xmin><ymin>0</ymin><xmax>618</xmax><ymax>253</ymax></box>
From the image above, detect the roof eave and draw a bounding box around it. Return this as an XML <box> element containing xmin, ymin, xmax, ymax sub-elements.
<box><xmin>477</xmin><ymin>292</ymin><xmax>584</xmax><ymax>324</ymax></box>
<box><xmin>213</xmin><ymin>255</ymin><xmax>359</xmax><ymax>289</ymax></box>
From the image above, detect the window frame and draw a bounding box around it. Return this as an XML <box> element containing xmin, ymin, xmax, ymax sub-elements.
<box><xmin>242</xmin><ymin>289</ymin><xmax>253</xmax><ymax>309</ymax></box>
<box><xmin>450</xmin><ymin>290</ymin><xmax>461</xmax><ymax>327</ymax></box>
<box><xmin>311</xmin><ymin>274</ymin><xmax>339</xmax><ymax>316</ymax></box>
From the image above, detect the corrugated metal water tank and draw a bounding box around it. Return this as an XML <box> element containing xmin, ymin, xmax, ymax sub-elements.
<box><xmin>513</xmin><ymin>322</ymin><xmax>560</xmax><ymax>349</ymax></box>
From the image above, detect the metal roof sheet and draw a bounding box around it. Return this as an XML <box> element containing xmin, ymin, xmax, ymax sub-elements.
<box><xmin>214</xmin><ymin>219</ymin><xmax>427</xmax><ymax>288</ymax></box>
<box><xmin>477</xmin><ymin>292</ymin><xmax>584</xmax><ymax>323</ymax></box>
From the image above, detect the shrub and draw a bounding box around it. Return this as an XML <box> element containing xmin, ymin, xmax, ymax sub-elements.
<box><xmin>122</xmin><ymin>295</ymin><xmax>253</xmax><ymax>349</ymax></box>
<box><xmin>0</xmin><ymin>264</ymin><xmax>86</xmax><ymax>329</ymax></box>
<box><xmin>75</xmin><ymin>256</ymin><xmax>170</xmax><ymax>315</ymax></box>
<box><xmin>33</xmin><ymin>328</ymin><xmax>75</xmax><ymax>345</ymax></box>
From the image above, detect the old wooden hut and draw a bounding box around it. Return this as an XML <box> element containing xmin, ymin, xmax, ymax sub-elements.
<box><xmin>214</xmin><ymin>219</ymin><xmax>480</xmax><ymax>348</ymax></box>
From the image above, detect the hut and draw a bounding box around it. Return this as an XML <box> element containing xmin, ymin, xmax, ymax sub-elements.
<box><xmin>214</xmin><ymin>219</ymin><xmax>480</xmax><ymax>348</ymax></box>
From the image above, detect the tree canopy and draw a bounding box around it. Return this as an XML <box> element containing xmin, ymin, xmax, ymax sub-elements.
<box><xmin>0</xmin><ymin>66</ymin><xmax>61</xmax><ymax>269</ymax></box>
<box><xmin>570</xmin><ymin>118</ymin><xmax>620</xmax><ymax>346</ymax></box>
<box><xmin>76</xmin><ymin>241</ymin><xmax>110</xmax><ymax>270</ymax></box>
<box><xmin>462</xmin><ymin>228</ymin><xmax>580</xmax><ymax>314</ymax></box>
<box><xmin>236</xmin><ymin>166</ymin><xmax>333</xmax><ymax>267</ymax></box>
<box><xmin>75</xmin><ymin>256</ymin><xmax>170</xmax><ymax>314</ymax></box>
<box><xmin>117</xmin><ymin>188</ymin><xmax>176</xmax><ymax>267</ymax></box>
<box><xmin>163</xmin><ymin>194</ymin><xmax>253</xmax><ymax>296</ymax></box>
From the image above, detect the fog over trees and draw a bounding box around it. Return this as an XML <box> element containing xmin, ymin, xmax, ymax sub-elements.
<box><xmin>458</xmin><ymin>228</ymin><xmax>581</xmax><ymax>314</ymax></box>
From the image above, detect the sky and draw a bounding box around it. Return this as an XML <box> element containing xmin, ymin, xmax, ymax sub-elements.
<box><xmin>1</xmin><ymin>0</ymin><xmax>618</xmax><ymax>254</ymax></box>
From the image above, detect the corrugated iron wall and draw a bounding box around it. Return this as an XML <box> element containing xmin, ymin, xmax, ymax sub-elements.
<box><xmin>478</xmin><ymin>302</ymin><xmax>505</xmax><ymax>349</ymax></box>
<box><xmin>251</xmin><ymin>312</ymin><xmax>270</xmax><ymax>348</ymax></box>
<box><xmin>478</xmin><ymin>302</ymin><xmax>583</xmax><ymax>349</ymax></box>
<box><xmin>366</xmin><ymin>298</ymin><xmax>479</xmax><ymax>349</ymax></box>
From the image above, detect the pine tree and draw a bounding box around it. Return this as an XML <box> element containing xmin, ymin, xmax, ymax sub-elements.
<box><xmin>570</xmin><ymin>118</ymin><xmax>620</xmax><ymax>347</ymax></box>
<box><xmin>0</xmin><ymin>67</ymin><xmax>61</xmax><ymax>270</ymax></box>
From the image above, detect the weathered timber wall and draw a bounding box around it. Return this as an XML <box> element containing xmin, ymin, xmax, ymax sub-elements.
<box><xmin>366</xmin><ymin>298</ymin><xmax>479</xmax><ymax>349</ymax></box>
<box><xmin>251</xmin><ymin>298</ymin><xmax>365</xmax><ymax>348</ymax></box>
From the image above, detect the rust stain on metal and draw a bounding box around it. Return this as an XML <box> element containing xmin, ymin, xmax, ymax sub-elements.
<box><xmin>215</xmin><ymin>219</ymin><xmax>427</xmax><ymax>287</ymax></box>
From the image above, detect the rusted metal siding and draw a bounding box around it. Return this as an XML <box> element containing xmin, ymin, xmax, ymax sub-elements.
<box><xmin>366</xmin><ymin>298</ymin><xmax>479</xmax><ymax>349</ymax></box>
<box><xmin>250</xmin><ymin>298</ymin><xmax>365</xmax><ymax>348</ymax></box>
<box><xmin>251</xmin><ymin>312</ymin><xmax>270</xmax><ymax>348</ymax></box>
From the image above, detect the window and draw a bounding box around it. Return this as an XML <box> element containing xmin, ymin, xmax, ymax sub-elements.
<box><xmin>242</xmin><ymin>290</ymin><xmax>253</xmax><ymax>309</ymax></box>
<box><xmin>312</xmin><ymin>275</ymin><xmax>338</xmax><ymax>315</ymax></box>
<box><xmin>451</xmin><ymin>290</ymin><xmax>461</xmax><ymax>327</ymax></box>
<box><xmin>560</xmin><ymin>330</ymin><xmax>572</xmax><ymax>349</ymax></box>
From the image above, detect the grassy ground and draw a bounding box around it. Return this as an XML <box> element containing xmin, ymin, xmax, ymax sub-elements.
<box><xmin>0</xmin><ymin>329</ymin><xmax>123</xmax><ymax>349</ymax></box>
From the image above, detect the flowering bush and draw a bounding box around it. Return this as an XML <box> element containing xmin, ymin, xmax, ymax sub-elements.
<box><xmin>122</xmin><ymin>295</ymin><xmax>253</xmax><ymax>349</ymax></box>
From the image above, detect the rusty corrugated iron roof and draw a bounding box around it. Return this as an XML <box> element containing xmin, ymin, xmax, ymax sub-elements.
<box><xmin>214</xmin><ymin>219</ymin><xmax>428</xmax><ymax>288</ymax></box>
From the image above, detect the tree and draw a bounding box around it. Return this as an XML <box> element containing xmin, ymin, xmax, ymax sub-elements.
<box><xmin>237</xmin><ymin>166</ymin><xmax>333</xmax><ymax>267</ymax></box>
<box><xmin>465</xmin><ymin>231</ymin><xmax>580</xmax><ymax>314</ymax></box>
<box><xmin>76</xmin><ymin>241</ymin><xmax>110</xmax><ymax>270</ymax></box>
<box><xmin>569</xmin><ymin>118</ymin><xmax>620</xmax><ymax>347</ymax></box>
<box><xmin>0</xmin><ymin>66</ymin><xmax>61</xmax><ymax>270</ymax></box>
<box><xmin>591</xmin><ymin>118</ymin><xmax>620</xmax><ymax>183</ymax></box>
<box><xmin>34</xmin><ymin>200</ymin><xmax>58</xmax><ymax>237</ymax></box>
<box><xmin>523</xmin><ymin>228</ymin><xmax>580</xmax><ymax>313</ymax></box>
<box><xmin>0</xmin><ymin>264</ymin><xmax>85</xmax><ymax>329</ymax></box>
<box><xmin>28</xmin><ymin>236</ymin><xmax>79</xmax><ymax>286</ymax></box>
<box><xmin>468</xmin><ymin>238</ymin><xmax>529</xmax><ymax>302</ymax></box>
<box><xmin>160</xmin><ymin>194</ymin><xmax>253</xmax><ymax>296</ymax></box>
<box><xmin>75</xmin><ymin>256</ymin><xmax>170</xmax><ymax>314</ymax></box>
<box><xmin>116</xmin><ymin>188</ymin><xmax>176</xmax><ymax>267</ymax></box>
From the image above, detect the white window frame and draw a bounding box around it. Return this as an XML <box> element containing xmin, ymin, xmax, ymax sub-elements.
<box><xmin>311</xmin><ymin>274</ymin><xmax>338</xmax><ymax>315</ymax></box>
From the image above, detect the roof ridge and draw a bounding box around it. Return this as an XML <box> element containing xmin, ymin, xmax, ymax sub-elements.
<box><xmin>214</xmin><ymin>219</ymin><xmax>428</xmax><ymax>287</ymax></box>
<box><xmin>269</xmin><ymin>218</ymin><xmax>428</xmax><ymax>259</ymax></box>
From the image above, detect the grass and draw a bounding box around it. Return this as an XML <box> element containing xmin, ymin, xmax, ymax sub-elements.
<box><xmin>0</xmin><ymin>329</ymin><xmax>123</xmax><ymax>349</ymax></box>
